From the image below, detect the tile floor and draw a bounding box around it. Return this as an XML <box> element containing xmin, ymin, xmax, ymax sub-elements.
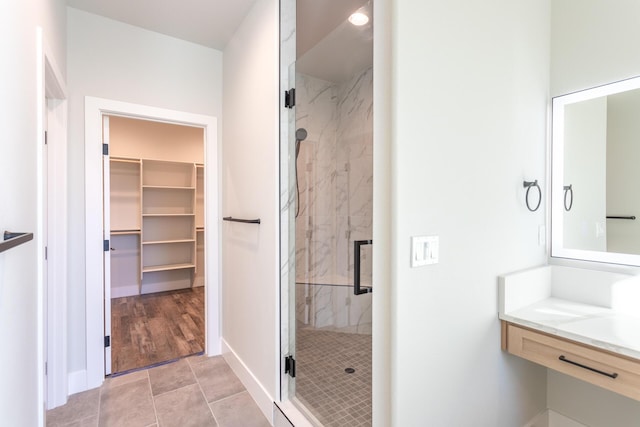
<box><xmin>46</xmin><ymin>355</ymin><xmax>271</xmax><ymax>427</ymax></box>
<box><xmin>296</xmin><ymin>328</ymin><xmax>372</xmax><ymax>427</ymax></box>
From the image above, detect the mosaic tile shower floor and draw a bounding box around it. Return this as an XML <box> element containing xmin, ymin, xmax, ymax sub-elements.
<box><xmin>295</xmin><ymin>328</ymin><xmax>372</xmax><ymax>427</ymax></box>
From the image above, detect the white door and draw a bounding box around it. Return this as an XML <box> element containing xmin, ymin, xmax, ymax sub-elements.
<box><xmin>102</xmin><ymin>115</ymin><xmax>112</xmax><ymax>375</ymax></box>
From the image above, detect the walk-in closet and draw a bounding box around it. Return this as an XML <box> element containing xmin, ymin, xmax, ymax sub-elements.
<box><xmin>107</xmin><ymin>115</ymin><xmax>206</xmax><ymax>374</ymax></box>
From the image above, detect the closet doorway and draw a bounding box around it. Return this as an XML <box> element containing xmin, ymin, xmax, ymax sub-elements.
<box><xmin>105</xmin><ymin>115</ymin><xmax>206</xmax><ymax>375</ymax></box>
<box><xmin>84</xmin><ymin>97</ymin><xmax>219</xmax><ymax>389</ymax></box>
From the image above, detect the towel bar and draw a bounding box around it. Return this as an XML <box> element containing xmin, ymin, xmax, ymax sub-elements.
<box><xmin>0</xmin><ymin>231</ymin><xmax>34</xmax><ymax>254</ymax></box>
<box><xmin>223</xmin><ymin>217</ymin><xmax>260</xmax><ymax>224</ymax></box>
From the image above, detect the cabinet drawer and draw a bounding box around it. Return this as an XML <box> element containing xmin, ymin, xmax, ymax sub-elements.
<box><xmin>505</xmin><ymin>323</ymin><xmax>640</xmax><ymax>401</ymax></box>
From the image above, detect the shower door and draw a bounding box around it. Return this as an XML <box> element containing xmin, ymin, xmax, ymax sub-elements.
<box><xmin>281</xmin><ymin>1</ymin><xmax>374</xmax><ymax>425</ymax></box>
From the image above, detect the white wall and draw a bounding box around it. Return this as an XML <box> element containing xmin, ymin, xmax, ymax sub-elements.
<box><xmin>606</xmin><ymin>90</ymin><xmax>640</xmax><ymax>254</ymax></box>
<box><xmin>563</xmin><ymin>97</ymin><xmax>607</xmax><ymax>252</ymax></box>
<box><xmin>390</xmin><ymin>0</ymin><xmax>549</xmax><ymax>425</ymax></box>
<box><xmin>67</xmin><ymin>7</ymin><xmax>222</xmax><ymax>383</ymax></box>
<box><xmin>551</xmin><ymin>0</ymin><xmax>640</xmax><ymax>96</ymax></box>
<box><xmin>550</xmin><ymin>1</ymin><xmax>640</xmax><ymax>423</ymax></box>
<box><xmin>221</xmin><ymin>0</ymin><xmax>279</xmax><ymax>419</ymax></box>
<box><xmin>548</xmin><ymin>372</ymin><xmax>640</xmax><ymax>427</ymax></box>
<box><xmin>0</xmin><ymin>0</ymin><xmax>66</xmax><ymax>424</ymax></box>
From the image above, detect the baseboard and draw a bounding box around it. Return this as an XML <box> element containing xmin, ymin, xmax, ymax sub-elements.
<box><xmin>67</xmin><ymin>369</ymin><xmax>88</xmax><ymax>395</ymax></box>
<box><xmin>523</xmin><ymin>410</ymin><xmax>587</xmax><ymax>427</ymax></box>
<box><xmin>110</xmin><ymin>285</ymin><xmax>139</xmax><ymax>299</ymax></box>
<box><xmin>140</xmin><ymin>282</ymin><xmax>190</xmax><ymax>294</ymax></box>
<box><xmin>548</xmin><ymin>410</ymin><xmax>587</xmax><ymax>427</ymax></box>
<box><xmin>221</xmin><ymin>338</ymin><xmax>274</xmax><ymax>425</ymax></box>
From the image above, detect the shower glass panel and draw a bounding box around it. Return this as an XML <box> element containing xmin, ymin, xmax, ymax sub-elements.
<box><xmin>281</xmin><ymin>1</ymin><xmax>373</xmax><ymax>425</ymax></box>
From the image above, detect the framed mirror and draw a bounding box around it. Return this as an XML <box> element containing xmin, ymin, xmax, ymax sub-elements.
<box><xmin>551</xmin><ymin>75</ymin><xmax>640</xmax><ymax>266</ymax></box>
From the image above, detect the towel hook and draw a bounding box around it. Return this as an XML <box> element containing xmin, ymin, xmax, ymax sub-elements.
<box><xmin>563</xmin><ymin>185</ymin><xmax>573</xmax><ymax>211</ymax></box>
<box><xmin>523</xmin><ymin>180</ymin><xmax>541</xmax><ymax>212</ymax></box>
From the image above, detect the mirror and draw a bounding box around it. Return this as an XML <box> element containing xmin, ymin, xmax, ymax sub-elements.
<box><xmin>551</xmin><ymin>76</ymin><xmax>640</xmax><ymax>266</ymax></box>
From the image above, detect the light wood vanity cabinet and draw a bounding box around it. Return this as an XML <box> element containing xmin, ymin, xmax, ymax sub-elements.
<box><xmin>502</xmin><ymin>321</ymin><xmax>640</xmax><ymax>401</ymax></box>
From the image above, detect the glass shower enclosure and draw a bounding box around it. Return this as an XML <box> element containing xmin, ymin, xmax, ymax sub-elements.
<box><xmin>280</xmin><ymin>1</ymin><xmax>374</xmax><ymax>425</ymax></box>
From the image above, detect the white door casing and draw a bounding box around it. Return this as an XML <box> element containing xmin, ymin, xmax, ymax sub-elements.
<box><xmin>84</xmin><ymin>97</ymin><xmax>220</xmax><ymax>390</ymax></box>
<box><xmin>38</xmin><ymin>27</ymin><xmax>69</xmax><ymax>412</ymax></box>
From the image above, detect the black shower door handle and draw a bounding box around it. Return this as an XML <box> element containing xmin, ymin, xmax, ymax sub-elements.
<box><xmin>354</xmin><ymin>239</ymin><xmax>373</xmax><ymax>295</ymax></box>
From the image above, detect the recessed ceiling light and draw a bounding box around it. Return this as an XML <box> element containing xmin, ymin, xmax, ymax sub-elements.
<box><xmin>348</xmin><ymin>12</ymin><xmax>369</xmax><ymax>26</ymax></box>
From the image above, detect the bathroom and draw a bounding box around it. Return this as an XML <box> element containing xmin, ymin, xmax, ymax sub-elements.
<box><xmin>6</xmin><ymin>0</ymin><xmax>640</xmax><ymax>425</ymax></box>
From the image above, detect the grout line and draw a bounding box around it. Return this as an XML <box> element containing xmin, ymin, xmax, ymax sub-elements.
<box><xmin>96</xmin><ymin>382</ymin><xmax>103</xmax><ymax>427</ymax></box>
<box><xmin>187</xmin><ymin>355</ymin><xmax>220</xmax><ymax>425</ymax></box>
<box><xmin>207</xmin><ymin>389</ymin><xmax>248</xmax><ymax>405</ymax></box>
<box><xmin>151</xmin><ymin>379</ymin><xmax>199</xmax><ymax>399</ymax></box>
<box><xmin>147</xmin><ymin>373</ymin><xmax>160</xmax><ymax>427</ymax></box>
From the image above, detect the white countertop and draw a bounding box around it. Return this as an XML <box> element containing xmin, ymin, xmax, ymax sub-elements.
<box><xmin>499</xmin><ymin>265</ymin><xmax>640</xmax><ymax>361</ymax></box>
<box><xmin>500</xmin><ymin>297</ymin><xmax>640</xmax><ymax>360</ymax></box>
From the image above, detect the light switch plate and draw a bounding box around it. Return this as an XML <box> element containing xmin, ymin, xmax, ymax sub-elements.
<box><xmin>411</xmin><ymin>235</ymin><xmax>439</xmax><ymax>267</ymax></box>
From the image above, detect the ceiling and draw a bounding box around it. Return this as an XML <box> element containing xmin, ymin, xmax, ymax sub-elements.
<box><xmin>66</xmin><ymin>0</ymin><xmax>373</xmax><ymax>83</ymax></box>
<box><xmin>66</xmin><ymin>0</ymin><xmax>258</xmax><ymax>50</ymax></box>
<box><xmin>297</xmin><ymin>0</ymin><xmax>372</xmax><ymax>83</ymax></box>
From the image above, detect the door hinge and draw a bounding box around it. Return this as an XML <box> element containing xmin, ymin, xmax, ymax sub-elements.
<box><xmin>103</xmin><ymin>239</ymin><xmax>109</xmax><ymax>252</ymax></box>
<box><xmin>285</xmin><ymin>88</ymin><xmax>296</xmax><ymax>109</ymax></box>
<box><xmin>284</xmin><ymin>355</ymin><xmax>296</xmax><ymax>378</ymax></box>
<box><xmin>45</xmin><ymin>361</ymin><xmax>48</xmax><ymax>376</ymax></box>
<box><xmin>104</xmin><ymin>336</ymin><xmax>111</xmax><ymax>348</ymax></box>
<box><xmin>44</xmin><ymin>131</ymin><xmax>48</xmax><ymax>145</ymax></box>
<box><xmin>44</xmin><ymin>246</ymin><xmax>48</xmax><ymax>261</ymax></box>
<box><xmin>103</xmin><ymin>143</ymin><xmax>109</xmax><ymax>155</ymax></box>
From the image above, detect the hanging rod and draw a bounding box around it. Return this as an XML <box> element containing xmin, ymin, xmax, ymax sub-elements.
<box><xmin>223</xmin><ymin>217</ymin><xmax>261</xmax><ymax>224</ymax></box>
<box><xmin>0</xmin><ymin>231</ymin><xmax>34</xmax><ymax>254</ymax></box>
<box><xmin>606</xmin><ymin>216</ymin><xmax>636</xmax><ymax>220</ymax></box>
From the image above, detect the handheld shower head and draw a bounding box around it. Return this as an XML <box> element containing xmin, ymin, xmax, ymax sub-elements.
<box><xmin>295</xmin><ymin>128</ymin><xmax>308</xmax><ymax>142</ymax></box>
<box><xmin>293</xmin><ymin>127</ymin><xmax>308</xmax><ymax>218</ymax></box>
<box><xmin>295</xmin><ymin>128</ymin><xmax>308</xmax><ymax>158</ymax></box>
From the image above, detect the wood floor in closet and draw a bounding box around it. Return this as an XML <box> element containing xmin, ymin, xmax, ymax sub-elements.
<box><xmin>111</xmin><ymin>287</ymin><xmax>205</xmax><ymax>375</ymax></box>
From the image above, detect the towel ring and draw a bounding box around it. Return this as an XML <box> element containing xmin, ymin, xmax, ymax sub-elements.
<box><xmin>523</xmin><ymin>180</ymin><xmax>541</xmax><ymax>212</ymax></box>
<box><xmin>563</xmin><ymin>185</ymin><xmax>573</xmax><ymax>211</ymax></box>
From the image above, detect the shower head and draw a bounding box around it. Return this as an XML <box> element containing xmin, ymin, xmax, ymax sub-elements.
<box><xmin>295</xmin><ymin>128</ymin><xmax>308</xmax><ymax>158</ymax></box>
<box><xmin>295</xmin><ymin>128</ymin><xmax>308</xmax><ymax>142</ymax></box>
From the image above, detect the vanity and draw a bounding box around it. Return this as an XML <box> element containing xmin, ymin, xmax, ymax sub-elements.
<box><xmin>499</xmin><ymin>265</ymin><xmax>640</xmax><ymax>401</ymax></box>
<box><xmin>498</xmin><ymin>73</ymin><xmax>640</xmax><ymax>403</ymax></box>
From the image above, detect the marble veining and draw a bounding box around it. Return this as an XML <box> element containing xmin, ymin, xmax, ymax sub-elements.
<box><xmin>294</xmin><ymin>67</ymin><xmax>373</xmax><ymax>334</ymax></box>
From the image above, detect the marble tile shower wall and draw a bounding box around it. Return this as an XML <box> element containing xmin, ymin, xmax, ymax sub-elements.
<box><xmin>295</xmin><ymin>68</ymin><xmax>373</xmax><ymax>334</ymax></box>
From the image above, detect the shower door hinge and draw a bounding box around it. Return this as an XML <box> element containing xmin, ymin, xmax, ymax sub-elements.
<box><xmin>284</xmin><ymin>355</ymin><xmax>296</xmax><ymax>378</ymax></box>
<box><xmin>103</xmin><ymin>143</ymin><xmax>109</xmax><ymax>155</ymax></box>
<box><xmin>104</xmin><ymin>336</ymin><xmax>111</xmax><ymax>348</ymax></box>
<box><xmin>285</xmin><ymin>88</ymin><xmax>296</xmax><ymax>109</ymax></box>
<box><xmin>103</xmin><ymin>239</ymin><xmax>109</xmax><ymax>252</ymax></box>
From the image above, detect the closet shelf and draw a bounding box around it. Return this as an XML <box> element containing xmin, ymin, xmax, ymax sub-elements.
<box><xmin>143</xmin><ymin>263</ymin><xmax>196</xmax><ymax>273</ymax></box>
<box><xmin>142</xmin><ymin>239</ymin><xmax>195</xmax><ymax>245</ymax></box>
<box><xmin>110</xmin><ymin>157</ymin><xmax>141</xmax><ymax>164</ymax></box>
<box><xmin>142</xmin><ymin>213</ymin><xmax>195</xmax><ymax>217</ymax></box>
<box><xmin>142</xmin><ymin>185</ymin><xmax>195</xmax><ymax>190</ymax></box>
<box><xmin>111</xmin><ymin>229</ymin><xmax>141</xmax><ymax>235</ymax></box>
